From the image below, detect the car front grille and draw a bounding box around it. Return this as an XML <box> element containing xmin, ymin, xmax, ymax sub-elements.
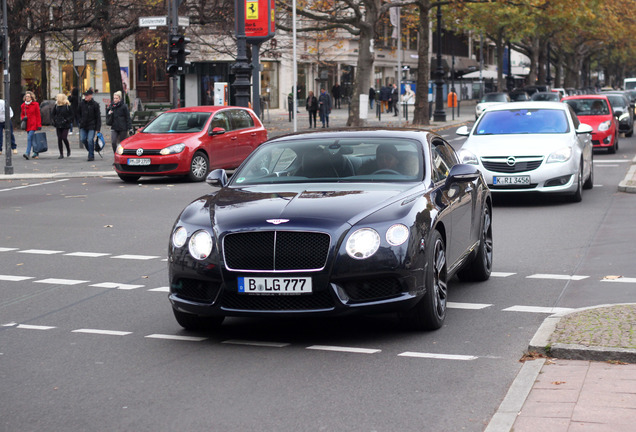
<box><xmin>115</xmin><ymin>163</ymin><xmax>178</xmax><ymax>172</ymax></box>
<box><xmin>221</xmin><ymin>290</ymin><xmax>334</xmax><ymax>311</ymax></box>
<box><xmin>223</xmin><ymin>231</ymin><xmax>330</xmax><ymax>271</ymax></box>
<box><xmin>481</xmin><ymin>156</ymin><xmax>543</xmax><ymax>173</ymax></box>
<box><xmin>489</xmin><ymin>183</ymin><xmax>538</xmax><ymax>190</ymax></box>
<box><xmin>341</xmin><ymin>278</ymin><xmax>403</xmax><ymax>302</ymax></box>
<box><xmin>122</xmin><ymin>149</ymin><xmax>163</xmax><ymax>155</ymax></box>
<box><xmin>171</xmin><ymin>278</ymin><xmax>222</xmax><ymax>303</ymax></box>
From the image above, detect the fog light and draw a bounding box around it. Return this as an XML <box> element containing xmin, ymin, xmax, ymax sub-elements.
<box><xmin>603</xmin><ymin>136</ymin><xmax>611</xmax><ymax>144</ymax></box>
<box><xmin>544</xmin><ymin>175</ymin><xmax>572</xmax><ymax>187</ymax></box>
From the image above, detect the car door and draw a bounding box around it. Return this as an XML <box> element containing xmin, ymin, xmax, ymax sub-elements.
<box><xmin>431</xmin><ymin>138</ymin><xmax>476</xmax><ymax>267</ymax></box>
<box><xmin>207</xmin><ymin>110</ymin><xmax>235</xmax><ymax>169</ymax></box>
<box><xmin>228</xmin><ymin>109</ymin><xmax>260</xmax><ymax>164</ymax></box>
<box><xmin>567</xmin><ymin>105</ymin><xmax>593</xmax><ymax>179</ymax></box>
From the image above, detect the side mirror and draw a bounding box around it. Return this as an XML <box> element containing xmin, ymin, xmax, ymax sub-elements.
<box><xmin>445</xmin><ymin>164</ymin><xmax>480</xmax><ymax>187</ymax></box>
<box><xmin>206</xmin><ymin>169</ymin><xmax>228</xmax><ymax>188</ymax></box>
<box><xmin>455</xmin><ymin>125</ymin><xmax>470</xmax><ymax>136</ymax></box>
<box><xmin>576</xmin><ymin>123</ymin><xmax>593</xmax><ymax>135</ymax></box>
<box><xmin>210</xmin><ymin>127</ymin><xmax>226</xmax><ymax>136</ymax></box>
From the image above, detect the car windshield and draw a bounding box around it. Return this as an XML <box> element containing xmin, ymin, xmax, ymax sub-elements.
<box><xmin>564</xmin><ymin>99</ymin><xmax>610</xmax><ymax>116</ymax></box>
<box><xmin>231</xmin><ymin>138</ymin><xmax>424</xmax><ymax>185</ymax></box>
<box><xmin>474</xmin><ymin>109</ymin><xmax>570</xmax><ymax>135</ymax></box>
<box><xmin>605</xmin><ymin>95</ymin><xmax>626</xmax><ymax>109</ymax></box>
<box><xmin>142</xmin><ymin>112</ymin><xmax>211</xmax><ymax>133</ymax></box>
<box><xmin>481</xmin><ymin>93</ymin><xmax>507</xmax><ymax>103</ymax></box>
<box><xmin>531</xmin><ymin>92</ymin><xmax>560</xmax><ymax>101</ymax></box>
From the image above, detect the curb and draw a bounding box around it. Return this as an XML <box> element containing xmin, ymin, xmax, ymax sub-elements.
<box><xmin>618</xmin><ymin>157</ymin><xmax>636</xmax><ymax>193</ymax></box>
<box><xmin>0</xmin><ymin>170</ymin><xmax>115</xmax><ymax>181</ymax></box>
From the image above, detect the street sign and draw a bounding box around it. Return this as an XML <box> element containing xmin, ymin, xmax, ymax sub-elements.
<box><xmin>139</xmin><ymin>16</ymin><xmax>168</xmax><ymax>28</ymax></box>
<box><xmin>178</xmin><ymin>16</ymin><xmax>190</xmax><ymax>27</ymax></box>
<box><xmin>244</xmin><ymin>0</ymin><xmax>275</xmax><ymax>43</ymax></box>
<box><xmin>73</xmin><ymin>51</ymin><xmax>86</xmax><ymax>67</ymax></box>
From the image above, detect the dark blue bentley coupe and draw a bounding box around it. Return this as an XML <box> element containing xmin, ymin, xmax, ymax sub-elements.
<box><xmin>168</xmin><ymin>129</ymin><xmax>493</xmax><ymax>331</ymax></box>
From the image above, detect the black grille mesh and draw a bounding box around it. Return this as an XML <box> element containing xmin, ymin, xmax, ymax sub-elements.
<box><xmin>482</xmin><ymin>160</ymin><xmax>542</xmax><ymax>173</ymax></box>
<box><xmin>221</xmin><ymin>290</ymin><xmax>334</xmax><ymax>310</ymax></box>
<box><xmin>171</xmin><ymin>278</ymin><xmax>221</xmax><ymax>303</ymax></box>
<box><xmin>342</xmin><ymin>278</ymin><xmax>402</xmax><ymax>302</ymax></box>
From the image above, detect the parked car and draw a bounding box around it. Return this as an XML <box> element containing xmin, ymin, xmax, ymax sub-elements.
<box><xmin>475</xmin><ymin>92</ymin><xmax>510</xmax><ymax>119</ymax></box>
<box><xmin>168</xmin><ymin>129</ymin><xmax>493</xmax><ymax>331</ymax></box>
<box><xmin>509</xmin><ymin>90</ymin><xmax>530</xmax><ymax>101</ymax></box>
<box><xmin>601</xmin><ymin>92</ymin><xmax>634</xmax><ymax>137</ymax></box>
<box><xmin>531</xmin><ymin>91</ymin><xmax>561</xmax><ymax>102</ymax></box>
<box><xmin>456</xmin><ymin>101</ymin><xmax>594</xmax><ymax>202</ymax></box>
<box><xmin>562</xmin><ymin>95</ymin><xmax>620</xmax><ymax>152</ymax></box>
<box><xmin>521</xmin><ymin>85</ymin><xmax>549</xmax><ymax>97</ymax></box>
<box><xmin>114</xmin><ymin>106</ymin><xmax>267</xmax><ymax>182</ymax></box>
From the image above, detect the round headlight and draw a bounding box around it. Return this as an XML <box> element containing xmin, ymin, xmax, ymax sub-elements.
<box><xmin>386</xmin><ymin>224</ymin><xmax>409</xmax><ymax>246</ymax></box>
<box><xmin>116</xmin><ymin>144</ymin><xmax>124</xmax><ymax>155</ymax></box>
<box><xmin>172</xmin><ymin>226</ymin><xmax>188</xmax><ymax>248</ymax></box>
<box><xmin>346</xmin><ymin>228</ymin><xmax>381</xmax><ymax>260</ymax></box>
<box><xmin>188</xmin><ymin>230</ymin><xmax>213</xmax><ymax>260</ymax></box>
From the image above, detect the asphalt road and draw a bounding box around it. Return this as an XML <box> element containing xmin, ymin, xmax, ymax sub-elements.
<box><xmin>1</xmin><ymin>129</ymin><xmax>635</xmax><ymax>431</ymax></box>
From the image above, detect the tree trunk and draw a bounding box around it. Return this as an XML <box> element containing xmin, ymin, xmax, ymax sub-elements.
<box><xmin>495</xmin><ymin>29</ymin><xmax>504</xmax><ymax>92</ymax></box>
<box><xmin>40</xmin><ymin>34</ymin><xmax>48</xmax><ymax>101</ymax></box>
<box><xmin>9</xmin><ymin>36</ymin><xmax>27</xmax><ymax>128</ymax></box>
<box><xmin>412</xmin><ymin>0</ymin><xmax>431</xmax><ymax>126</ymax></box>
<box><xmin>101</xmin><ymin>38</ymin><xmax>123</xmax><ymax>98</ymax></box>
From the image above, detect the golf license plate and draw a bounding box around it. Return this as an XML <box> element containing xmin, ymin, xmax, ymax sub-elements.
<box><xmin>238</xmin><ymin>277</ymin><xmax>312</xmax><ymax>294</ymax></box>
<box><xmin>127</xmin><ymin>158</ymin><xmax>151</xmax><ymax>166</ymax></box>
<box><xmin>493</xmin><ymin>175</ymin><xmax>530</xmax><ymax>185</ymax></box>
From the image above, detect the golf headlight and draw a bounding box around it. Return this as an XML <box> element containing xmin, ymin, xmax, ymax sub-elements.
<box><xmin>346</xmin><ymin>228</ymin><xmax>381</xmax><ymax>260</ymax></box>
<box><xmin>458</xmin><ymin>149</ymin><xmax>479</xmax><ymax>165</ymax></box>
<box><xmin>620</xmin><ymin>113</ymin><xmax>629</xmax><ymax>122</ymax></box>
<box><xmin>160</xmin><ymin>143</ymin><xmax>186</xmax><ymax>155</ymax></box>
<box><xmin>386</xmin><ymin>224</ymin><xmax>409</xmax><ymax>246</ymax></box>
<box><xmin>116</xmin><ymin>145</ymin><xmax>124</xmax><ymax>155</ymax></box>
<box><xmin>172</xmin><ymin>226</ymin><xmax>187</xmax><ymax>248</ymax></box>
<box><xmin>598</xmin><ymin>121</ymin><xmax>611</xmax><ymax>132</ymax></box>
<box><xmin>547</xmin><ymin>147</ymin><xmax>572</xmax><ymax>163</ymax></box>
<box><xmin>188</xmin><ymin>230</ymin><xmax>213</xmax><ymax>260</ymax></box>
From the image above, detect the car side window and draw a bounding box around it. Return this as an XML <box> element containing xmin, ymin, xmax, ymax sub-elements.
<box><xmin>431</xmin><ymin>139</ymin><xmax>458</xmax><ymax>183</ymax></box>
<box><xmin>210</xmin><ymin>112</ymin><xmax>230</xmax><ymax>131</ymax></box>
<box><xmin>229</xmin><ymin>109</ymin><xmax>254</xmax><ymax>131</ymax></box>
<box><xmin>567</xmin><ymin>105</ymin><xmax>580</xmax><ymax>129</ymax></box>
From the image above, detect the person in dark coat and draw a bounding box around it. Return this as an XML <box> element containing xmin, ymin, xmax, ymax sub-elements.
<box><xmin>107</xmin><ymin>90</ymin><xmax>132</xmax><ymax>153</ymax></box>
<box><xmin>68</xmin><ymin>87</ymin><xmax>80</xmax><ymax>134</ymax></box>
<box><xmin>306</xmin><ymin>91</ymin><xmax>318</xmax><ymax>128</ymax></box>
<box><xmin>331</xmin><ymin>83</ymin><xmax>341</xmax><ymax>109</ymax></box>
<box><xmin>369</xmin><ymin>87</ymin><xmax>376</xmax><ymax>109</ymax></box>
<box><xmin>51</xmin><ymin>93</ymin><xmax>74</xmax><ymax>158</ymax></box>
<box><xmin>78</xmin><ymin>88</ymin><xmax>101</xmax><ymax>161</ymax></box>
<box><xmin>379</xmin><ymin>85</ymin><xmax>391</xmax><ymax>113</ymax></box>
<box><xmin>318</xmin><ymin>88</ymin><xmax>331</xmax><ymax>128</ymax></box>
<box><xmin>391</xmin><ymin>84</ymin><xmax>400</xmax><ymax>116</ymax></box>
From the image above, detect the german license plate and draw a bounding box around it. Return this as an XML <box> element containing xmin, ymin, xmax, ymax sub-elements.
<box><xmin>127</xmin><ymin>158</ymin><xmax>151</xmax><ymax>166</ymax></box>
<box><xmin>238</xmin><ymin>277</ymin><xmax>312</xmax><ymax>294</ymax></box>
<box><xmin>493</xmin><ymin>175</ymin><xmax>530</xmax><ymax>185</ymax></box>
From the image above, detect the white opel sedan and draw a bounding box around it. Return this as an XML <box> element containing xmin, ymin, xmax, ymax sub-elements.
<box><xmin>456</xmin><ymin>102</ymin><xmax>594</xmax><ymax>202</ymax></box>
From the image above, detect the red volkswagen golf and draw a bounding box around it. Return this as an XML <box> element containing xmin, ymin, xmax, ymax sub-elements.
<box><xmin>114</xmin><ymin>106</ymin><xmax>267</xmax><ymax>182</ymax></box>
<box><xmin>562</xmin><ymin>95</ymin><xmax>619</xmax><ymax>153</ymax></box>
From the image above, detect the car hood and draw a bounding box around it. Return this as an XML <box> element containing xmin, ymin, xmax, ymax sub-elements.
<box><xmin>463</xmin><ymin>133</ymin><xmax>575</xmax><ymax>156</ymax></box>
<box><xmin>121</xmin><ymin>132</ymin><xmax>200</xmax><ymax>149</ymax></box>
<box><xmin>182</xmin><ymin>183</ymin><xmax>422</xmax><ymax>233</ymax></box>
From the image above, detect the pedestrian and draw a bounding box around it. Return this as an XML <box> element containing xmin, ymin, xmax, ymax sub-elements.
<box><xmin>68</xmin><ymin>87</ymin><xmax>80</xmax><ymax>135</ymax></box>
<box><xmin>306</xmin><ymin>90</ymin><xmax>318</xmax><ymax>128</ymax></box>
<box><xmin>78</xmin><ymin>88</ymin><xmax>101</xmax><ymax>162</ymax></box>
<box><xmin>391</xmin><ymin>84</ymin><xmax>400</xmax><ymax>117</ymax></box>
<box><xmin>369</xmin><ymin>87</ymin><xmax>376</xmax><ymax>110</ymax></box>
<box><xmin>0</xmin><ymin>99</ymin><xmax>17</xmax><ymax>155</ymax></box>
<box><xmin>331</xmin><ymin>83</ymin><xmax>341</xmax><ymax>109</ymax></box>
<box><xmin>20</xmin><ymin>91</ymin><xmax>42</xmax><ymax>160</ymax></box>
<box><xmin>380</xmin><ymin>85</ymin><xmax>391</xmax><ymax>113</ymax></box>
<box><xmin>318</xmin><ymin>88</ymin><xmax>331</xmax><ymax>128</ymax></box>
<box><xmin>106</xmin><ymin>90</ymin><xmax>132</xmax><ymax>153</ymax></box>
<box><xmin>51</xmin><ymin>93</ymin><xmax>74</xmax><ymax>159</ymax></box>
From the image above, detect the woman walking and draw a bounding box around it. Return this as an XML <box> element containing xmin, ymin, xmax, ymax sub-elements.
<box><xmin>20</xmin><ymin>91</ymin><xmax>42</xmax><ymax>160</ymax></box>
<box><xmin>106</xmin><ymin>91</ymin><xmax>131</xmax><ymax>153</ymax></box>
<box><xmin>51</xmin><ymin>93</ymin><xmax>74</xmax><ymax>158</ymax></box>
<box><xmin>306</xmin><ymin>91</ymin><xmax>318</xmax><ymax>128</ymax></box>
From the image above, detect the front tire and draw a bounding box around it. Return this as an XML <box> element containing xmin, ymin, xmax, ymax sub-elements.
<box><xmin>583</xmin><ymin>154</ymin><xmax>594</xmax><ymax>190</ymax></box>
<box><xmin>457</xmin><ymin>204</ymin><xmax>493</xmax><ymax>282</ymax></box>
<box><xmin>173</xmin><ymin>308</ymin><xmax>224</xmax><ymax>331</ymax></box>
<box><xmin>188</xmin><ymin>151</ymin><xmax>209</xmax><ymax>182</ymax></box>
<box><xmin>570</xmin><ymin>161</ymin><xmax>583</xmax><ymax>202</ymax></box>
<box><xmin>401</xmin><ymin>230</ymin><xmax>448</xmax><ymax>331</ymax></box>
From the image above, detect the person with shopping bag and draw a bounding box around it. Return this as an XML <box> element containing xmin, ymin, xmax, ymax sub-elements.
<box><xmin>20</xmin><ymin>91</ymin><xmax>42</xmax><ymax>160</ymax></box>
<box><xmin>52</xmin><ymin>93</ymin><xmax>74</xmax><ymax>158</ymax></box>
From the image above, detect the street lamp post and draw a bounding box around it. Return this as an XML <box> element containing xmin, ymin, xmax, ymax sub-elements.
<box><xmin>2</xmin><ymin>0</ymin><xmax>12</xmax><ymax>175</ymax></box>
<box><xmin>433</xmin><ymin>4</ymin><xmax>446</xmax><ymax>122</ymax></box>
<box><xmin>233</xmin><ymin>0</ymin><xmax>252</xmax><ymax>108</ymax></box>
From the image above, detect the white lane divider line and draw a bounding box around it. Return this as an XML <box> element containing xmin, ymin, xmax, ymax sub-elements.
<box><xmin>89</xmin><ymin>282</ymin><xmax>145</xmax><ymax>290</ymax></box>
<box><xmin>0</xmin><ymin>247</ymin><xmax>19</xmax><ymax>252</ymax></box>
<box><xmin>601</xmin><ymin>277</ymin><xmax>636</xmax><ymax>284</ymax></box>
<box><xmin>148</xmin><ymin>286</ymin><xmax>170</xmax><ymax>292</ymax></box>
<box><xmin>595</xmin><ymin>159</ymin><xmax>630</xmax><ymax>163</ymax></box>
<box><xmin>527</xmin><ymin>274</ymin><xmax>589</xmax><ymax>281</ymax></box>
<box><xmin>398</xmin><ymin>352</ymin><xmax>478</xmax><ymax>361</ymax></box>
<box><xmin>111</xmin><ymin>254</ymin><xmax>161</xmax><ymax>260</ymax></box>
<box><xmin>306</xmin><ymin>345</ymin><xmax>381</xmax><ymax>354</ymax></box>
<box><xmin>502</xmin><ymin>305</ymin><xmax>574</xmax><ymax>314</ymax></box>
<box><xmin>491</xmin><ymin>272</ymin><xmax>516</xmax><ymax>277</ymax></box>
<box><xmin>0</xmin><ymin>275</ymin><xmax>35</xmax><ymax>282</ymax></box>
<box><xmin>448</xmin><ymin>302</ymin><xmax>492</xmax><ymax>310</ymax></box>
<box><xmin>65</xmin><ymin>252</ymin><xmax>112</xmax><ymax>258</ymax></box>
<box><xmin>0</xmin><ymin>179</ymin><xmax>69</xmax><ymax>192</ymax></box>
<box><xmin>145</xmin><ymin>334</ymin><xmax>208</xmax><ymax>342</ymax></box>
<box><xmin>18</xmin><ymin>249</ymin><xmax>64</xmax><ymax>255</ymax></box>
<box><xmin>16</xmin><ymin>324</ymin><xmax>56</xmax><ymax>330</ymax></box>
<box><xmin>34</xmin><ymin>278</ymin><xmax>89</xmax><ymax>285</ymax></box>
<box><xmin>222</xmin><ymin>340</ymin><xmax>290</xmax><ymax>348</ymax></box>
<box><xmin>72</xmin><ymin>329</ymin><xmax>132</xmax><ymax>336</ymax></box>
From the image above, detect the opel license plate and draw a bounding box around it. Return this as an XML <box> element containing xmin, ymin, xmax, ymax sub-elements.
<box><xmin>493</xmin><ymin>175</ymin><xmax>530</xmax><ymax>185</ymax></box>
<box><xmin>238</xmin><ymin>277</ymin><xmax>312</xmax><ymax>294</ymax></box>
<box><xmin>128</xmin><ymin>158</ymin><xmax>151</xmax><ymax>166</ymax></box>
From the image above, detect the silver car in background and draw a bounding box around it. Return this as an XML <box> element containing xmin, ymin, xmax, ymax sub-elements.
<box><xmin>457</xmin><ymin>102</ymin><xmax>594</xmax><ymax>202</ymax></box>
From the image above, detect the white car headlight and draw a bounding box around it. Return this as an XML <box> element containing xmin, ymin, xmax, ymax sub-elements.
<box><xmin>160</xmin><ymin>143</ymin><xmax>186</xmax><ymax>155</ymax></box>
<box><xmin>598</xmin><ymin>120</ymin><xmax>611</xmax><ymax>132</ymax></box>
<box><xmin>346</xmin><ymin>228</ymin><xmax>381</xmax><ymax>260</ymax></box>
<box><xmin>619</xmin><ymin>113</ymin><xmax>630</xmax><ymax>122</ymax></box>
<box><xmin>116</xmin><ymin>144</ymin><xmax>124</xmax><ymax>155</ymax></box>
<box><xmin>458</xmin><ymin>149</ymin><xmax>479</xmax><ymax>165</ymax></box>
<box><xmin>188</xmin><ymin>230</ymin><xmax>213</xmax><ymax>260</ymax></box>
<box><xmin>547</xmin><ymin>147</ymin><xmax>572</xmax><ymax>163</ymax></box>
<box><xmin>172</xmin><ymin>226</ymin><xmax>188</xmax><ymax>248</ymax></box>
<box><xmin>386</xmin><ymin>224</ymin><xmax>409</xmax><ymax>246</ymax></box>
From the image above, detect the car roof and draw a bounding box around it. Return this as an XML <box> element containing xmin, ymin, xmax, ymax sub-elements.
<box><xmin>484</xmin><ymin>101</ymin><xmax>567</xmax><ymax>111</ymax></box>
<box><xmin>267</xmin><ymin>128</ymin><xmax>438</xmax><ymax>143</ymax></box>
<box><xmin>162</xmin><ymin>105</ymin><xmax>255</xmax><ymax>114</ymax></box>
<box><xmin>562</xmin><ymin>95</ymin><xmax>610</xmax><ymax>101</ymax></box>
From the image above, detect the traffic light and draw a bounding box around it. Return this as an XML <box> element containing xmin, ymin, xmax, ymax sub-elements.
<box><xmin>167</xmin><ymin>34</ymin><xmax>190</xmax><ymax>76</ymax></box>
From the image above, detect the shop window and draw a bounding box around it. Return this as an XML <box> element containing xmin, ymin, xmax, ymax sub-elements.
<box><xmin>261</xmin><ymin>61</ymin><xmax>279</xmax><ymax>109</ymax></box>
<box><xmin>59</xmin><ymin>60</ymin><xmax>96</xmax><ymax>95</ymax></box>
<box><xmin>22</xmin><ymin>61</ymin><xmax>49</xmax><ymax>101</ymax></box>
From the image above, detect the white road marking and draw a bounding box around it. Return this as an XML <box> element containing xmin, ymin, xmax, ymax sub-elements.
<box><xmin>2</xmin><ymin>322</ymin><xmax>17</xmax><ymax>327</ymax></box>
<box><xmin>306</xmin><ymin>345</ymin><xmax>381</xmax><ymax>354</ymax></box>
<box><xmin>527</xmin><ymin>274</ymin><xmax>589</xmax><ymax>281</ymax></box>
<box><xmin>0</xmin><ymin>275</ymin><xmax>34</xmax><ymax>282</ymax></box>
<box><xmin>89</xmin><ymin>282</ymin><xmax>145</xmax><ymax>290</ymax></box>
<box><xmin>0</xmin><ymin>247</ymin><xmax>18</xmax><ymax>252</ymax></box>
<box><xmin>72</xmin><ymin>329</ymin><xmax>132</xmax><ymax>336</ymax></box>
<box><xmin>502</xmin><ymin>305</ymin><xmax>574</xmax><ymax>314</ymax></box>
<box><xmin>447</xmin><ymin>302</ymin><xmax>492</xmax><ymax>310</ymax></box>
<box><xmin>18</xmin><ymin>249</ymin><xmax>64</xmax><ymax>255</ymax></box>
<box><xmin>491</xmin><ymin>272</ymin><xmax>516</xmax><ymax>277</ymax></box>
<box><xmin>595</xmin><ymin>159</ymin><xmax>630</xmax><ymax>163</ymax></box>
<box><xmin>595</xmin><ymin>164</ymin><xmax>620</xmax><ymax>168</ymax></box>
<box><xmin>398</xmin><ymin>352</ymin><xmax>478</xmax><ymax>361</ymax></box>
<box><xmin>16</xmin><ymin>324</ymin><xmax>56</xmax><ymax>330</ymax></box>
<box><xmin>34</xmin><ymin>278</ymin><xmax>89</xmax><ymax>285</ymax></box>
<box><xmin>145</xmin><ymin>334</ymin><xmax>207</xmax><ymax>342</ymax></box>
<box><xmin>148</xmin><ymin>286</ymin><xmax>170</xmax><ymax>292</ymax></box>
<box><xmin>65</xmin><ymin>252</ymin><xmax>112</xmax><ymax>258</ymax></box>
<box><xmin>0</xmin><ymin>179</ymin><xmax>68</xmax><ymax>192</ymax></box>
<box><xmin>222</xmin><ymin>340</ymin><xmax>290</xmax><ymax>348</ymax></box>
<box><xmin>111</xmin><ymin>254</ymin><xmax>160</xmax><ymax>260</ymax></box>
<box><xmin>601</xmin><ymin>277</ymin><xmax>636</xmax><ymax>284</ymax></box>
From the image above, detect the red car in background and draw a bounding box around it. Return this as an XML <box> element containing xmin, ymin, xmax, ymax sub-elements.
<box><xmin>114</xmin><ymin>106</ymin><xmax>267</xmax><ymax>182</ymax></box>
<box><xmin>562</xmin><ymin>95</ymin><xmax>619</xmax><ymax>153</ymax></box>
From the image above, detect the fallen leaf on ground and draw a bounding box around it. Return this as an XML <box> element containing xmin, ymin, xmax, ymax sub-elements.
<box><xmin>603</xmin><ymin>275</ymin><xmax>623</xmax><ymax>280</ymax></box>
<box><xmin>552</xmin><ymin>381</ymin><xmax>567</xmax><ymax>385</ymax></box>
